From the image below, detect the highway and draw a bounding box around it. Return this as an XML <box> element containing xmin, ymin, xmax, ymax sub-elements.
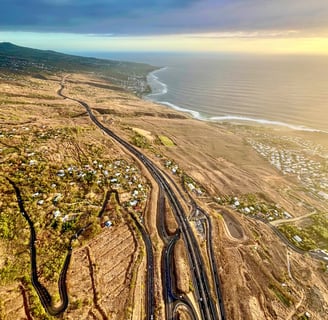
<box><xmin>58</xmin><ymin>78</ymin><xmax>156</xmax><ymax>320</ymax></box>
<box><xmin>157</xmin><ymin>189</ymin><xmax>202</xmax><ymax>320</ymax></box>
<box><xmin>159</xmin><ymin>172</ymin><xmax>226</xmax><ymax>319</ymax></box>
<box><xmin>194</xmin><ymin>204</ymin><xmax>226</xmax><ymax>319</ymax></box>
<box><xmin>58</xmin><ymin>76</ymin><xmax>225</xmax><ymax>320</ymax></box>
<box><xmin>128</xmin><ymin>208</ymin><xmax>155</xmax><ymax>320</ymax></box>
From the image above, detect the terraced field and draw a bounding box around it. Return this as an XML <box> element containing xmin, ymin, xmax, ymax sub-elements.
<box><xmin>67</xmin><ymin>223</ymin><xmax>141</xmax><ymax>319</ymax></box>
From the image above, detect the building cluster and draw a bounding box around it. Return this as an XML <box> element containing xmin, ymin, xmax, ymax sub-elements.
<box><xmin>217</xmin><ymin>195</ymin><xmax>292</xmax><ymax>222</ymax></box>
<box><xmin>189</xmin><ymin>209</ymin><xmax>206</xmax><ymax>238</ymax></box>
<box><xmin>1</xmin><ymin>125</ymin><xmax>149</xmax><ymax>229</ymax></box>
<box><xmin>25</xmin><ymin>157</ymin><xmax>148</xmax><ymax>225</ymax></box>
<box><xmin>122</xmin><ymin>74</ymin><xmax>149</xmax><ymax>94</ymax></box>
<box><xmin>248</xmin><ymin>136</ymin><xmax>328</xmax><ymax>201</ymax></box>
<box><xmin>164</xmin><ymin>160</ymin><xmax>180</xmax><ymax>175</ymax></box>
<box><xmin>0</xmin><ymin>56</ymin><xmax>54</xmax><ymax>73</ymax></box>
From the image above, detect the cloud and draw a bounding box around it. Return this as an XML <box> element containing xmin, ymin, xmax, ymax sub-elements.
<box><xmin>0</xmin><ymin>0</ymin><xmax>198</xmax><ymax>31</ymax></box>
<box><xmin>1</xmin><ymin>0</ymin><xmax>328</xmax><ymax>36</ymax></box>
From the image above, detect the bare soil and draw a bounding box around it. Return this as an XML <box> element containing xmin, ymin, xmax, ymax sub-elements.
<box><xmin>0</xmin><ymin>71</ymin><xmax>327</xmax><ymax>320</ymax></box>
<box><xmin>174</xmin><ymin>239</ymin><xmax>192</xmax><ymax>294</ymax></box>
<box><xmin>66</xmin><ymin>223</ymin><xmax>139</xmax><ymax>320</ymax></box>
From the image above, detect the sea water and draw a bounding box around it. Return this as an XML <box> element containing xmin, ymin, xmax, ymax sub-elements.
<box><xmin>80</xmin><ymin>52</ymin><xmax>328</xmax><ymax>132</ymax></box>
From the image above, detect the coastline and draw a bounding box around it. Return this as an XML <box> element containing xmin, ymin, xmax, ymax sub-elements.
<box><xmin>144</xmin><ymin>67</ymin><xmax>328</xmax><ymax>135</ymax></box>
<box><xmin>1</xmin><ymin>70</ymin><xmax>328</xmax><ymax>320</ymax></box>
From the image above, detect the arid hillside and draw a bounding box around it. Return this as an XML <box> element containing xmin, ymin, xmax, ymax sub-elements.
<box><xmin>0</xmin><ymin>70</ymin><xmax>327</xmax><ymax>320</ymax></box>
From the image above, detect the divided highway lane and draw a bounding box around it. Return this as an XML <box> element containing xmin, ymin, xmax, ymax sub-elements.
<box><xmin>57</xmin><ymin>78</ymin><xmax>159</xmax><ymax>319</ymax></box>
<box><xmin>157</xmin><ymin>189</ymin><xmax>198</xmax><ymax>320</ymax></box>
<box><xmin>195</xmin><ymin>205</ymin><xmax>226</xmax><ymax>320</ymax></box>
<box><xmin>164</xmin><ymin>235</ymin><xmax>198</xmax><ymax>320</ymax></box>
<box><xmin>160</xmin><ymin>171</ymin><xmax>226</xmax><ymax>319</ymax></box>
<box><xmin>58</xmin><ymin>77</ymin><xmax>224</xmax><ymax>320</ymax></box>
<box><xmin>128</xmin><ymin>211</ymin><xmax>155</xmax><ymax>320</ymax></box>
<box><xmin>160</xmin><ymin>182</ymin><xmax>219</xmax><ymax>320</ymax></box>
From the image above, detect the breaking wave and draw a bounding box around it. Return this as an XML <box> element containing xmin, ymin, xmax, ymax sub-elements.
<box><xmin>151</xmin><ymin>98</ymin><xmax>328</xmax><ymax>133</ymax></box>
<box><xmin>145</xmin><ymin>62</ymin><xmax>328</xmax><ymax>134</ymax></box>
<box><xmin>146</xmin><ymin>67</ymin><xmax>168</xmax><ymax>96</ymax></box>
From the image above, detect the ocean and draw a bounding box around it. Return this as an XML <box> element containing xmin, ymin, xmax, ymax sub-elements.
<box><xmin>80</xmin><ymin>52</ymin><xmax>328</xmax><ymax>132</ymax></box>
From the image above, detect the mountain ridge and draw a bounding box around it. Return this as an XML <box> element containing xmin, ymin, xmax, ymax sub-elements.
<box><xmin>0</xmin><ymin>42</ymin><xmax>156</xmax><ymax>95</ymax></box>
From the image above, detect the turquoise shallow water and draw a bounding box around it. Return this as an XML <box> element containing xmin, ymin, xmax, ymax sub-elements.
<box><xmin>79</xmin><ymin>52</ymin><xmax>328</xmax><ymax>132</ymax></box>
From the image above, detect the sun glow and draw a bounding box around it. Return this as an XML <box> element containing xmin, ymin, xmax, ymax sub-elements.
<box><xmin>1</xmin><ymin>31</ymin><xmax>328</xmax><ymax>54</ymax></box>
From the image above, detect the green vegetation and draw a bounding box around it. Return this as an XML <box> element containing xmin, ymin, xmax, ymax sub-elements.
<box><xmin>0</xmin><ymin>122</ymin><xmax>148</xmax><ymax>289</ymax></box>
<box><xmin>70</xmin><ymin>298</ymin><xmax>83</xmax><ymax>310</ymax></box>
<box><xmin>278</xmin><ymin>213</ymin><xmax>328</xmax><ymax>251</ymax></box>
<box><xmin>158</xmin><ymin>135</ymin><xmax>175</xmax><ymax>147</ymax></box>
<box><xmin>131</xmin><ymin>132</ymin><xmax>150</xmax><ymax>148</ymax></box>
<box><xmin>216</xmin><ymin>193</ymin><xmax>290</xmax><ymax>221</ymax></box>
<box><xmin>25</xmin><ymin>280</ymin><xmax>52</xmax><ymax>320</ymax></box>
<box><xmin>269</xmin><ymin>283</ymin><xmax>292</xmax><ymax>307</ymax></box>
<box><xmin>0</xmin><ymin>259</ymin><xmax>28</xmax><ymax>285</ymax></box>
<box><xmin>0</xmin><ymin>212</ymin><xmax>16</xmax><ymax>240</ymax></box>
<box><xmin>0</xmin><ymin>42</ymin><xmax>156</xmax><ymax>95</ymax></box>
<box><xmin>189</xmin><ymin>280</ymin><xmax>194</xmax><ymax>292</ymax></box>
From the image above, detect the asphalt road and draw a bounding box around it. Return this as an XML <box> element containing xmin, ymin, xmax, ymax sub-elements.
<box><xmin>7</xmin><ymin>178</ymin><xmax>82</xmax><ymax>316</ymax></box>
<box><xmin>58</xmin><ymin>76</ymin><xmax>224</xmax><ymax>319</ymax></box>
<box><xmin>58</xmin><ymin>78</ymin><xmax>158</xmax><ymax>319</ymax></box>
<box><xmin>195</xmin><ymin>205</ymin><xmax>226</xmax><ymax>320</ymax></box>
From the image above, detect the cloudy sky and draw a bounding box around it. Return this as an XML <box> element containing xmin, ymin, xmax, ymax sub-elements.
<box><xmin>1</xmin><ymin>0</ymin><xmax>328</xmax><ymax>53</ymax></box>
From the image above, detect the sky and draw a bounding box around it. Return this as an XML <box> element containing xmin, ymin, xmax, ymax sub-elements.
<box><xmin>1</xmin><ymin>0</ymin><xmax>328</xmax><ymax>54</ymax></box>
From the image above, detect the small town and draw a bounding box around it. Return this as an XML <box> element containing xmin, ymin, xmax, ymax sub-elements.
<box><xmin>247</xmin><ymin>134</ymin><xmax>328</xmax><ymax>201</ymax></box>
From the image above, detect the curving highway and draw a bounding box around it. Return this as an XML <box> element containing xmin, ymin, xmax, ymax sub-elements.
<box><xmin>58</xmin><ymin>76</ymin><xmax>226</xmax><ymax>320</ymax></box>
<box><xmin>193</xmin><ymin>204</ymin><xmax>226</xmax><ymax>320</ymax></box>
<box><xmin>58</xmin><ymin>77</ymin><xmax>159</xmax><ymax>319</ymax></box>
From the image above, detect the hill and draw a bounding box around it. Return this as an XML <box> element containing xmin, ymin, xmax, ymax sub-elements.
<box><xmin>0</xmin><ymin>42</ymin><xmax>156</xmax><ymax>95</ymax></box>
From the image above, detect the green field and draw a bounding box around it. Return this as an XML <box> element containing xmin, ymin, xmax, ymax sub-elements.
<box><xmin>158</xmin><ymin>135</ymin><xmax>175</xmax><ymax>147</ymax></box>
<box><xmin>278</xmin><ymin>213</ymin><xmax>328</xmax><ymax>251</ymax></box>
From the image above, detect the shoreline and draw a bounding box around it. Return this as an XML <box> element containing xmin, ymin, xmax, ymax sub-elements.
<box><xmin>144</xmin><ymin>68</ymin><xmax>328</xmax><ymax>135</ymax></box>
<box><xmin>1</xmin><ymin>70</ymin><xmax>328</xmax><ymax>320</ymax></box>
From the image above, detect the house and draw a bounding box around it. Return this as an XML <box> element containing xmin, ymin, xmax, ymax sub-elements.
<box><xmin>57</xmin><ymin>169</ymin><xmax>65</xmax><ymax>177</ymax></box>
<box><xmin>244</xmin><ymin>207</ymin><xmax>251</xmax><ymax>214</ymax></box>
<box><xmin>188</xmin><ymin>183</ymin><xmax>195</xmax><ymax>191</ymax></box>
<box><xmin>29</xmin><ymin>160</ymin><xmax>37</xmax><ymax>166</ymax></box>
<box><xmin>318</xmin><ymin>191</ymin><xmax>328</xmax><ymax>200</ymax></box>
<box><xmin>53</xmin><ymin>193</ymin><xmax>62</xmax><ymax>204</ymax></box>
<box><xmin>130</xmin><ymin>200</ymin><xmax>138</xmax><ymax>207</ymax></box>
<box><xmin>293</xmin><ymin>235</ymin><xmax>302</xmax><ymax>243</ymax></box>
<box><xmin>283</xmin><ymin>211</ymin><xmax>292</xmax><ymax>219</ymax></box>
<box><xmin>53</xmin><ymin>209</ymin><xmax>61</xmax><ymax>218</ymax></box>
<box><xmin>104</xmin><ymin>220</ymin><xmax>112</xmax><ymax>228</ymax></box>
<box><xmin>172</xmin><ymin>167</ymin><xmax>178</xmax><ymax>174</ymax></box>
